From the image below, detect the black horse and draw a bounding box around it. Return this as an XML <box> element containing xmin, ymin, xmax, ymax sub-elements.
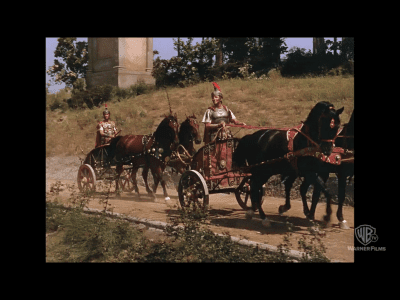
<box><xmin>297</xmin><ymin>110</ymin><xmax>354</xmax><ymax>229</ymax></box>
<box><xmin>335</xmin><ymin>110</ymin><xmax>354</xmax><ymax>228</ymax></box>
<box><xmin>114</xmin><ymin>114</ymin><xmax>180</xmax><ymax>200</ymax></box>
<box><xmin>233</xmin><ymin>101</ymin><xmax>344</xmax><ymax>227</ymax></box>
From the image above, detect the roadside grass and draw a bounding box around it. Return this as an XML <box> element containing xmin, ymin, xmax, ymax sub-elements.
<box><xmin>46</xmin><ymin>181</ymin><xmax>330</xmax><ymax>263</ymax></box>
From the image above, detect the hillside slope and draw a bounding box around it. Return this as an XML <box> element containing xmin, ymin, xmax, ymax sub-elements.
<box><xmin>46</xmin><ymin>76</ymin><xmax>354</xmax><ymax>157</ymax></box>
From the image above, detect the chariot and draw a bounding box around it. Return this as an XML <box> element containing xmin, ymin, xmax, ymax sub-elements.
<box><xmin>178</xmin><ymin>121</ymin><xmax>354</xmax><ymax>214</ymax></box>
<box><xmin>76</xmin><ymin>139</ymin><xmax>135</xmax><ymax>193</ymax></box>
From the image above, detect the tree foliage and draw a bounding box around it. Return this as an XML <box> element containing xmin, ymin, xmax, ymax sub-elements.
<box><xmin>152</xmin><ymin>37</ymin><xmax>289</xmax><ymax>86</ymax></box>
<box><xmin>47</xmin><ymin>38</ymin><xmax>88</xmax><ymax>88</ymax></box>
<box><xmin>281</xmin><ymin>38</ymin><xmax>354</xmax><ymax>77</ymax></box>
<box><xmin>152</xmin><ymin>37</ymin><xmax>219</xmax><ymax>87</ymax></box>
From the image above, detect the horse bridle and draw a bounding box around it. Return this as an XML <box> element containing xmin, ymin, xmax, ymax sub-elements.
<box><xmin>187</xmin><ymin>116</ymin><xmax>199</xmax><ymax>141</ymax></box>
<box><xmin>167</xmin><ymin>116</ymin><xmax>180</xmax><ymax>145</ymax></box>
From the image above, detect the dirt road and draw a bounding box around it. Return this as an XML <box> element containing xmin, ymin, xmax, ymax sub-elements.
<box><xmin>46</xmin><ymin>176</ymin><xmax>354</xmax><ymax>262</ymax></box>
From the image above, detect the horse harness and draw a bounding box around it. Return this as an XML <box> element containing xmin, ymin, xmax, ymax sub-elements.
<box><xmin>228</xmin><ymin>121</ymin><xmax>354</xmax><ymax>173</ymax></box>
<box><xmin>285</xmin><ymin>122</ymin><xmax>353</xmax><ymax>169</ymax></box>
<box><xmin>139</xmin><ymin>133</ymin><xmax>169</xmax><ymax>166</ymax></box>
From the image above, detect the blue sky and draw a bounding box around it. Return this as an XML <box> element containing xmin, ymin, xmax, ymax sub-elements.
<box><xmin>46</xmin><ymin>37</ymin><xmax>340</xmax><ymax>94</ymax></box>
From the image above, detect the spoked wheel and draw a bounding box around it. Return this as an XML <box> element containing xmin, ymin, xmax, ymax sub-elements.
<box><xmin>235</xmin><ymin>177</ymin><xmax>252</xmax><ymax>209</ymax></box>
<box><xmin>118</xmin><ymin>169</ymin><xmax>135</xmax><ymax>192</ymax></box>
<box><xmin>234</xmin><ymin>177</ymin><xmax>264</xmax><ymax>210</ymax></box>
<box><xmin>178</xmin><ymin>170</ymin><xmax>209</xmax><ymax>208</ymax></box>
<box><xmin>77</xmin><ymin>164</ymin><xmax>96</xmax><ymax>192</ymax></box>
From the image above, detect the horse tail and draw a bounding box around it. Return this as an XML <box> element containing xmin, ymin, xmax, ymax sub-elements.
<box><xmin>232</xmin><ymin>137</ymin><xmax>248</xmax><ymax>167</ymax></box>
<box><xmin>108</xmin><ymin>135</ymin><xmax>123</xmax><ymax>161</ymax></box>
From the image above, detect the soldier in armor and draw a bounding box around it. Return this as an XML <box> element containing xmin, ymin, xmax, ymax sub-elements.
<box><xmin>95</xmin><ymin>104</ymin><xmax>118</xmax><ymax>147</ymax></box>
<box><xmin>202</xmin><ymin>82</ymin><xmax>246</xmax><ymax>144</ymax></box>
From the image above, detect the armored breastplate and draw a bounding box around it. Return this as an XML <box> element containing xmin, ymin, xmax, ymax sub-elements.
<box><xmin>211</xmin><ymin>108</ymin><xmax>229</xmax><ymax>124</ymax></box>
<box><xmin>102</xmin><ymin>122</ymin><xmax>113</xmax><ymax>135</ymax></box>
<box><xmin>100</xmin><ymin>121</ymin><xmax>115</xmax><ymax>145</ymax></box>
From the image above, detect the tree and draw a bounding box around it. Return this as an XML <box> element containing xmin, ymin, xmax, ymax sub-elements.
<box><xmin>250</xmin><ymin>37</ymin><xmax>288</xmax><ymax>72</ymax></box>
<box><xmin>341</xmin><ymin>37</ymin><xmax>354</xmax><ymax>61</ymax></box>
<box><xmin>153</xmin><ymin>38</ymin><xmax>219</xmax><ymax>86</ymax></box>
<box><xmin>47</xmin><ymin>38</ymin><xmax>88</xmax><ymax>88</ymax></box>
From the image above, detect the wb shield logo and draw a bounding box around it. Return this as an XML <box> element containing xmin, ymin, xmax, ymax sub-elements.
<box><xmin>355</xmin><ymin>225</ymin><xmax>379</xmax><ymax>246</ymax></box>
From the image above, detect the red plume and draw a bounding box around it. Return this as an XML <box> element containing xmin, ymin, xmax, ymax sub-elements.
<box><xmin>105</xmin><ymin>103</ymin><xmax>108</xmax><ymax>108</ymax></box>
<box><xmin>212</xmin><ymin>82</ymin><xmax>221</xmax><ymax>91</ymax></box>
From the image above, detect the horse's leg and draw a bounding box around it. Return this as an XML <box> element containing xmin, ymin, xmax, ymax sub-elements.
<box><xmin>311</xmin><ymin>174</ymin><xmax>333</xmax><ymax>225</ymax></box>
<box><xmin>115</xmin><ymin>164</ymin><xmax>123</xmax><ymax>193</ymax></box>
<box><xmin>279</xmin><ymin>174</ymin><xmax>296</xmax><ymax>215</ymax></box>
<box><xmin>247</xmin><ymin>175</ymin><xmax>271</xmax><ymax>227</ymax></box>
<box><xmin>159</xmin><ymin>166</ymin><xmax>170</xmax><ymax>200</ymax></box>
<box><xmin>142</xmin><ymin>166</ymin><xmax>153</xmax><ymax>195</ymax></box>
<box><xmin>299</xmin><ymin>176</ymin><xmax>312</xmax><ymax>219</ymax></box>
<box><xmin>151</xmin><ymin>163</ymin><xmax>169</xmax><ymax>201</ymax></box>
<box><xmin>130</xmin><ymin>165</ymin><xmax>141</xmax><ymax>197</ymax></box>
<box><xmin>309</xmin><ymin>173</ymin><xmax>329</xmax><ymax>220</ymax></box>
<box><xmin>337</xmin><ymin>171</ymin><xmax>350</xmax><ymax>229</ymax></box>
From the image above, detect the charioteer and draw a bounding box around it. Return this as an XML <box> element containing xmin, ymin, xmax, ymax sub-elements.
<box><xmin>202</xmin><ymin>82</ymin><xmax>246</xmax><ymax>144</ymax></box>
<box><xmin>95</xmin><ymin>104</ymin><xmax>118</xmax><ymax>147</ymax></box>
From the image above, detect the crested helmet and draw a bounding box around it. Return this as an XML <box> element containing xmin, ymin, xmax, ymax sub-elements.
<box><xmin>211</xmin><ymin>82</ymin><xmax>223</xmax><ymax>99</ymax></box>
<box><xmin>103</xmin><ymin>103</ymin><xmax>110</xmax><ymax>117</ymax></box>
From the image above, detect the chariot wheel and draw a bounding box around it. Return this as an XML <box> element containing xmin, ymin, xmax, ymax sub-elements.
<box><xmin>77</xmin><ymin>164</ymin><xmax>96</xmax><ymax>192</ymax></box>
<box><xmin>178</xmin><ymin>170</ymin><xmax>209</xmax><ymax>208</ymax></box>
<box><xmin>234</xmin><ymin>177</ymin><xmax>264</xmax><ymax>210</ymax></box>
<box><xmin>118</xmin><ymin>169</ymin><xmax>135</xmax><ymax>192</ymax></box>
<box><xmin>235</xmin><ymin>177</ymin><xmax>252</xmax><ymax>209</ymax></box>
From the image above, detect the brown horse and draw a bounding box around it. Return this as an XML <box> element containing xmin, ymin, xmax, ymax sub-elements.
<box><xmin>114</xmin><ymin>114</ymin><xmax>180</xmax><ymax>199</ymax></box>
<box><xmin>142</xmin><ymin>114</ymin><xmax>202</xmax><ymax>193</ymax></box>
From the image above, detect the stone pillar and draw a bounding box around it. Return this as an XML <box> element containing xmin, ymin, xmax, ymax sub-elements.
<box><xmin>86</xmin><ymin>38</ymin><xmax>155</xmax><ymax>89</ymax></box>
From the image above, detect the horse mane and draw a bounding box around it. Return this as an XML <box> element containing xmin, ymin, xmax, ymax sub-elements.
<box><xmin>154</xmin><ymin>114</ymin><xmax>177</xmax><ymax>142</ymax></box>
<box><xmin>302</xmin><ymin>101</ymin><xmax>335</xmax><ymax>142</ymax></box>
<box><xmin>178</xmin><ymin>117</ymin><xmax>191</xmax><ymax>142</ymax></box>
<box><xmin>304</xmin><ymin>101</ymin><xmax>334</xmax><ymax>127</ymax></box>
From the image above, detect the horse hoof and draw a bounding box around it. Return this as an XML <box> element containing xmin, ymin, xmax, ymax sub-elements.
<box><xmin>262</xmin><ymin>218</ymin><xmax>272</xmax><ymax>228</ymax></box>
<box><xmin>323</xmin><ymin>216</ymin><xmax>332</xmax><ymax>228</ymax></box>
<box><xmin>278</xmin><ymin>205</ymin><xmax>289</xmax><ymax>216</ymax></box>
<box><xmin>245</xmin><ymin>209</ymin><xmax>254</xmax><ymax>220</ymax></box>
<box><xmin>165</xmin><ymin>197</ymin><xmax>170</xmax><ymax>201</ymax></box>
<box><xmin>323</xmin><ymin>214</ymin><xmax>331</xmax><ymax>223</ymax></box>
<box><xmin>339</xmin><ymin>220</ymin><xmax>350</xmax><ymax>230</ymax></box>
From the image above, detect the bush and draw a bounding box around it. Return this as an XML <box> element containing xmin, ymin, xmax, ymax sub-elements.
<box><xmin>66</xmin><ymin>82</ymin><xmax>156</xmax><ymax>110</ymax></box>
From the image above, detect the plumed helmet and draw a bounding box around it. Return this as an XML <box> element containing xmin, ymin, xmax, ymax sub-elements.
<box><xmin>211</xmin><ymin>82</ymin><xmax>223</xmax><ymax>99</ymax></box>
<box><xmin>103</xmin><ymin>103</ymin><xmax>110</xmax><ymax>116</ymax></box>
